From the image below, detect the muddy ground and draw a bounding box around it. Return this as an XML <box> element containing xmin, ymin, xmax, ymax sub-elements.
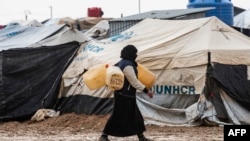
<box><xmin>0</xmin><ymin>113</ymin><xmax>224</xmax><ymax>141</ymax></box>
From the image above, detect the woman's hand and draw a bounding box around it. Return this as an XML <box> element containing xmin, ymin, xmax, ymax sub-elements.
<box><xmin>147</xmin><ymin>90</ymin><xmax>154</xmax><ymax>98</ymax></box>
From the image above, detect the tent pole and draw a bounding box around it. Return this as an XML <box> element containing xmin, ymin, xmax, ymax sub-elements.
<box><xmin>208</xmin><ymin>51</ymin><xmax>211</xmax><ymax>64</ymax></box>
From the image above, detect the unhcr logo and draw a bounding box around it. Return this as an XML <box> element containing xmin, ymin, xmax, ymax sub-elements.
<box><xmin>86</xmin><ymin>44</ymin><xmax>104</xmax><ymax>53</ymax></box>
<box><xmin>110</xmin><ymin>31</ymin><xmax>134</xmax><ymax>42</ymax></box>
<box><xmin>95</xmin><ymin>31</ymin><xmax>134</xmax><ymax>44</ymax></box>
<box><xmin>151</xmin><ymin>85</ymin><xmax>196</xmax><ymax>95</ymax></box>
<box><xmin>6</xmin><ymin>30</ymin><xmax>25</xmax><ymax>37</ymax></box>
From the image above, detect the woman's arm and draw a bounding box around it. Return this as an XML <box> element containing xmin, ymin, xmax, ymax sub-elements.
<box><xmin>123</xmin><ymin>65</ymin><xmax>153</xmax><ymax>98</ymax></box>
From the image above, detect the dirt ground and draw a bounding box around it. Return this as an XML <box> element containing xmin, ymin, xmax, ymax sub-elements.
<box><xmin>0</xmin><ymin>113</ymin><xmax>224</xmax><ymax>141</ymax></box>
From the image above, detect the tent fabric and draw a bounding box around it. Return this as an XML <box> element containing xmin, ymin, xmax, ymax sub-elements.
<box><xmin>211</xmin><ymin>63</ymin><xmax>250</xmax><ymax>111</ymax></box>
<box><xmin>77</xmin><ymin>17</ymin><xmax>113</xmax><ymax>31</ymax></box>
<box><xmin>44</xmin><ymin>17</ymin><xmax>113</xmax><ymax>32</ymax></box>
<box><xmin>83</xmin><ymin>20</ymin><xmax>110</xmax><ymax>40</ymax></box>
<box><xmin>234</xmin><ymin>10</ymin><xmax>250</xmax><ymax>29</ymax></box>
<box><xmin>57</xmin><ymin>95</ymin><xmax>113</xmax><ymax>115</ymax></box>
<box><xmin>0</xmin><ymin>42</ymin><xmax>80</xmax><ymax>121</ymax></box>
<box><xmin>200</xmin><ymin>88</ymin><xmax>250</xmax><ymax>125</ymax></box>
<box><xmin>0</xmin><ymin>25</ymin><xmax>30</xmax><ymax>42</ymax></box>
<box><xmin>0</xmin><ymin>24</ymin><xmax>66</xmax><ymax>50</ymax></box>
<box><xmin>30</xmin><ymin>26</ymin><xmax>90</xmax><ymax>47</ymax></box>
<box><xmin>2</xmin><ymin>16</ymin><xmax>250</xmax><ymax>125</ymax></box>
<box><xmin>233</xmin><ymin>10</ymin><xmax>250</xmax><ymax>37</ymax></box>
<box><xmin>57</xmin><ymin>76</ymin><xmax>114</xmax><ymax>115</ymax></box>
<box><xmin>201</xmin><ymin>63</ymin><xmax>250</xmax><ymax>125</ymax></box>
<box><xmin>220</xmin><ymin>90</ymin><xmax>250</xmax><ymax>124</ymax></box>
<box><xmin>7</xmin><ymin>19</ymin><xmax>43</xmax><ymax>27</ymax></box>
<box><xmin>0</xmin><ymin>24</ymin><xmax>89</xmax><ymax>121</ymax></box>
<box><xmin>56</xmin><ymin>16</ymin><xmax>250</xmax><ymax>126</ymax></box>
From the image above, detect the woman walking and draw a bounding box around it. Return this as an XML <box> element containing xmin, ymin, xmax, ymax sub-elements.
<box><xmin>99</xmin><ymin>45</ymin><xmax>154</xmax><ymax>141</ymax></box>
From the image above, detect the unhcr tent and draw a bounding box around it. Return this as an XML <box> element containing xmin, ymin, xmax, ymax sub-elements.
<box><xmin>57</xmin><ymin>16</ymin><xmax>250</xmax><ymax>126</ymax></box>
<box><xmin>0</xmin><ymin>23</ymin><xmax>89</xmax><ymax>121</ymax></box>
<box><xmin>58</xmin><ymin>16</ymin><xmax>250</xmax><ymax>125</ymax></box>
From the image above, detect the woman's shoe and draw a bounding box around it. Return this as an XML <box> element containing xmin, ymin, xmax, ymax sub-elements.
<box><xmin>139</xmin><ymin>137</ymin><xmax>153</xmax><ymax>141</ymax></box>
<box><xmin>98</xmin><ymin>136</ymin><xmax>110</xmax><ymax>141</ymax></box>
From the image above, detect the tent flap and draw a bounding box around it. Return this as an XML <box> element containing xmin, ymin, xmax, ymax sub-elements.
<box><xmin>0</xmin><ymin>41</ymin><xmax>80</xmax><ymax>121</ymax></box>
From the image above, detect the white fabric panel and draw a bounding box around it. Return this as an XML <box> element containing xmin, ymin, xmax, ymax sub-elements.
<box><xmin>234</xmin><ymin>10</ymin><xmax>250</xmax><ymax>29</ymax></box>
<box><xmin>0</xmin><ymin>25</ymin><xmax>65</xmax><ymax>50</ymax></box>
<box><xmin>221</xmin><ymin>90</ymin><xmax>250</xmax><ymax>124</ymax></box>
<box><xmin>137</xmin><ymin>95</ymin><xmax>201</xmax><ymax>126</ymax></box>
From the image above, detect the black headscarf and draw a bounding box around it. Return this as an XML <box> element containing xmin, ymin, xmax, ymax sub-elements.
<box><xmin>120</xmin><ymin>45</ymin><xmax>138</xmax><ymax>63</ymax></box>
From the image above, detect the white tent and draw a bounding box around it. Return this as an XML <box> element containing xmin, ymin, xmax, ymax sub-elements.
<box><xmin>0</xmin><ymin>23</ymin><xmax>90</xmax><ymax>50</ymax></box>
<box><xmin>57</xmin><ymin>16</ymin><xmax>250</xmax><ymax>126</ymax></box>
<box><xmin>234</xmin><ymin>10</ymin><xmax>250</xmax><ymax>29</ymax></box>
<box><xmin>6</xmin><ymin>19</ymin><xmax>43</xmax><ymax>27</ymax></box>
<box><xmin>83</xmin><ymin>20</ymin><xmax>109</xmax><ymax>40</ymax></box>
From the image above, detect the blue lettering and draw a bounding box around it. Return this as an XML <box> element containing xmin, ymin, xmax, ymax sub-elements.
<box><xmin>110</xmin><ymin>31</ymin><xmax>134</xmax><ymax>42</ymax></box>
<box><xmin>173</xmin><ymin>86</ymin><xmax>180</xmax><ymax>94</ymax></box>
<box><xmin>164</xmin><ymin>85</ymin><xmax>171</xmax><ymax>94</ymax></box>
<box><xmin>152</xmin><ymin>85</ymin><xmax>197</xmax><ymax>95</ymax></box>
<box><xmin>74</xmin><ymin>55</ymin><xmax>88</xmax><ymax>61</ymax></box>
<box><xmin>81</xmin><ymin>46</ymin><xmax>86</xmax><ymax>52</ymax></box>
<box><xmin>156</xmin><ymin>85</ymin><xmax>163</xmax><ymax>94</ymax></box>
<box><xmin>6</xmin><ymin>30</ymin><xmax>25</xmax><ymax>37</ymax></box>
<box><xmin>189</xmin><ymin>86</ymin><xmax>195</xmax><ymax>94</ymax></box>
<box><xmin>86</xmin><ymin>44</ymin><xmax>104</xmax><ymax>53</ymax></box>
<box><xmin>181</xmin><ymin>86</ymin><xmax>188</xmax><ymax>94</ymax></box>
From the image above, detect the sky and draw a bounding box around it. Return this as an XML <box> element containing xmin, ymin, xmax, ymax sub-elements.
<box><xmin>0</xmin><ymin>0</ymin><xmax>249</xmax><ymax>25</ymax></box>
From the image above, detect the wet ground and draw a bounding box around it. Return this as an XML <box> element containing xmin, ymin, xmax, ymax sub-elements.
<box><xmin>0</xmin><ymin>113</ymin><xmax>224</xmax><ymax>141</ymax></box>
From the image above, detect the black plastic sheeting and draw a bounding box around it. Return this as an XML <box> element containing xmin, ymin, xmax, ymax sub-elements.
<box><xmin>232</xmin><ymin>26</ymin><xmax>250</xmax><ymax>37</ymax></box>
<box><xmin>205</xmin><ymin>63</ymin><xmax>250</xmax><ymax>115</ymax></box>
<box><xmin>56</xmin><ymin>94</ymin><xmax>113</xmax><ymax>115</ymax></box>
<box><xmin>0</xmin><ymin>41</ymin><xmax>80</xmax><ymax>121</ymax></box>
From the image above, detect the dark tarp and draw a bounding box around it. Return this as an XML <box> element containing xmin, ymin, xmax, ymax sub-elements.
<box><xmin>204</xmin><ymin>63</ymin><xmax>250</xmax><ymax>121</ymax></box>
<box><xmin>232</xmin><ymin>26</ymin><xmax>250</xmax><ymax>37</ymax></box>
<box><xmin>0</xmin><ymin>41</ymin><xmax>80</xmax><ymax>121</ymax></box>
<box><xmin>56</xmin><ymin>94</ymin><xmax>113</xmax><ymax>115</ymax></box>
